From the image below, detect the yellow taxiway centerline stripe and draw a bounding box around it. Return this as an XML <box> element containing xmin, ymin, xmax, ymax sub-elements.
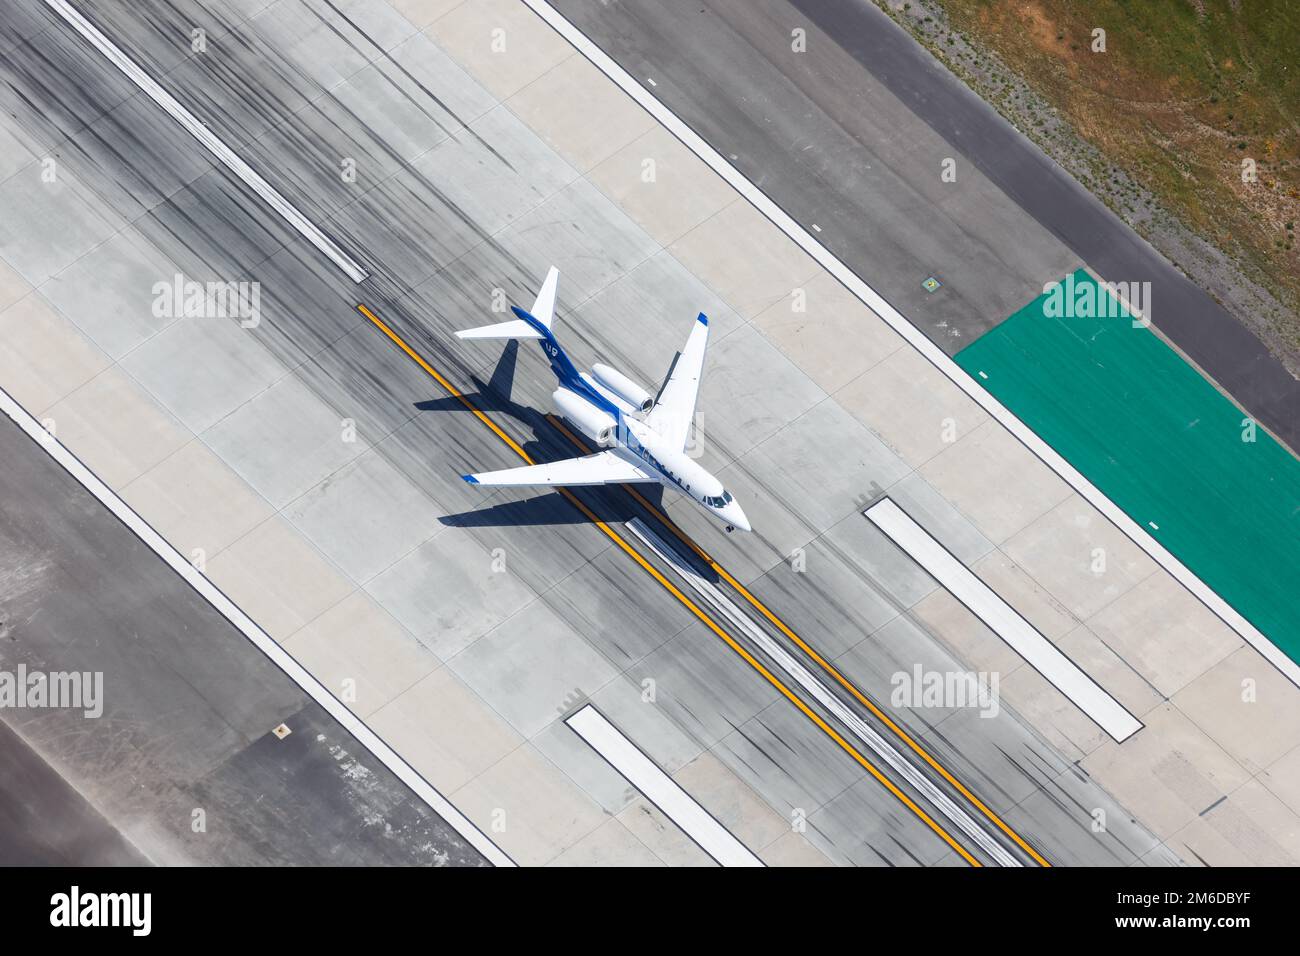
<box><xmin>358</xmin><ymin>303</ymin><xmax>982</xmax><ymax>867</ymax></box>
<box><xmin>544</xmin><ymin>414</ymin><xmax>1051</xmax><ymax>868</ymax></box>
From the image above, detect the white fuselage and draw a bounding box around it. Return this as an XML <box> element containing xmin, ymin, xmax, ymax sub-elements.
<box><xmin>563</xmin><ymin>386</ymin><xmax>750</xmax><ymax>532</ymax></box>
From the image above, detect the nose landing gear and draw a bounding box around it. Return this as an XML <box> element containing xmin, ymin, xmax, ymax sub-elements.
<box><xmin>725</xmin><ymin>525</ymin><xmax>735</xmax><ymax>533</ymax></box>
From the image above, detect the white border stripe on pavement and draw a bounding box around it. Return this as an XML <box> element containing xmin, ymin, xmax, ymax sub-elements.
<box><xmin>866</xmin><ymin>498</ymin><xmax>1143</xmax><ymax>743</ymax></box>
<box><xmin>565</xmin><ymin>704</ymin><xmax>763</xmax><ymax>867</ymax></box>
<box><xmin>0</xmin><ymin>384</ymin><xmax>513</xmax><ymax>867</ymax></box>
<box><xmin>43</xmin><ymin>0</ymin><xmax>370</xmax><ymax>283</ymax></box>
<box><xmin>520</xmin><ymin>0</ymin><xmax>1300</xmax><ymax>692</ymax></box>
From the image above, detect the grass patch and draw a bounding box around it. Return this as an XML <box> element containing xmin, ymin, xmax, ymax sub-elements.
<box><xmin>934</xmin><ymin>0</ymin><xmax>1300</xmax><ymax>352</ymax></box>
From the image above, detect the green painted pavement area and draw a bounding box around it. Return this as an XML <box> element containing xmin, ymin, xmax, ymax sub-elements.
<box><xmin>955</xmin><ymin>269</ymin><xmax>1300</xmax><ymax>662</ymax></box>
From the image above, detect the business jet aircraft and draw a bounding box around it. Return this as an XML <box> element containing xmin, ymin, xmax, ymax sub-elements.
<box><xmin>455</xmin><ymin>267</ymin><xmax>751</xmax><ymax>533</ymax></box>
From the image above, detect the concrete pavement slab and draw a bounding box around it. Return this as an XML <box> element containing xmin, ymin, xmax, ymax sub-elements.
<box><xmin>1261</xmin><ymin>746</ymin><xmax>1300</xmax><ymax>818</ymax></box>
<box><xmin>587</xmin><ymin>124</ymin><xmax>737</xmax><ymax>248</ymax></box>
<box><xmin>883</xmin><ymin>471</ymin><xmax>996</xmax><ymax>565</ymax></box>
<box><xmin>1007</xmin><ymin>765</ymin><xmax>1161</xmax><ymax>866</ymax></box>
<box><xmin>0</xmin><ymin>161</ymin><xmax>123</xmax><ymax>287</ymax></box>
<box><xmin>530</xmin><ymin>716</ymin><xmax>639</xmax><ymax>816</ymax></box>
<box><xmin>674</xmin><ymin>748</ymin><xmax>802</xmax><ymax>854</ymax></box>
<box><xmin>390</xmin><ymin>0</ymin><xmax>465</xmax><ymax>31</ymax></box>
<box><xmin>547</xmin><ymin>817</ymin><xmax>662</xmax><ymax>867</ymax></box>
<box><xmin>0</xmin><ymin>107</ymin><xmax>36</xmax><ymax>182</ymax></box>
<box><xmin>39</xmin><ymin>226</ymin><xmax>184</xmax><ymax>361</ymax></box>
<box><xmin>633</xmin><ymin>620</ymin><xmax>781</xmax><ymax>752</ymax></box>
<box><xmin>365</xmin><ymin>524</ymin><xmax>537</xmax><ymax>659</ymax></box>
<box><xmin>120</xmin><ymin>437</ymin><xmax>276</xmax><ymax>560</ymax></box>
<box><xmin>837</xmin><ymin>345</ymin><xmax>989</xmax><ymax>469</ymax></box>
<box><xmin>1082</xmin><ymin>703</ymin><xmax>1250</xmax><ymax>840</ymax></box>
<box><xmin>408</xmin><ymin>102</ymin><xmax>580</xmax><ymax>236</ymax></box>
<box><xmin>1167</xmin><ymin>780</ymin><xmax>1300</xmax><ymax>867</ymax></box>
<box><xmin>812</xmin><ymin>773</ymin><xmax>956</xmax><ymax>867</ymax></box>
<box><xmin>919</xmin><ymin>418</ymin><xmax>1072</xmax><ymax>544</ymax></box>
<box><xmin>1086</xmin><ymin>572</ymin><xmax>1243</xmax><ymax>698</ymax></box>
<box><xmin>0</xmin><ymin>256</ymin><xmax>31</xmax><ymax>311</ymax></box>
<box><xmin>998</xmin><ymin>664</ymin><xmax>1106</xmax><ymax>764</ymax></box>
<box><xmin>1173</xmin><ymin>646</ymin><xmax>1300</xmax><ymax>776</ymax></box>
<box><xmin>507</xmin><ymin>53</ymin><xmax>654</xmax><ymax>172</ymax></box>
<box><xmin>717</xmin><ymin>698</ymin><xmax>865</xmax><ymax>814</ymax></box>
<box><xmin>1003</xmin><ymin>495</ymin><xmax>1158</xmax><ymax>621</ymax></box>
<box><xmin>971</xmin><ymin>549</ymin><xmax>1081</xmax><ymax>640</ymax></box>
<box><xmin>43</xmin><ymin>365</ymin><xmax>191</xmax><ymax>490</ymax></box>
<box><xmin>449</xmin><ymin>598</ymin><xmax>620</xmax><ymax>738</ymax></box>
<box><xmin>249</xmin><ymin>0</ymin><xmax>374</xmax><ymax>93</ymax></box>
<box><xmin>670</xmin><ymin>198</ymin><xmax>821</xmax><ymax>319</ymax></box>
<box><xmin>368</xmin><ymin>665</ymin><xmax>522</xmax><ymax>792</ymax></box>
<box><xmin>495</xmin><ymin>177</ymin><xmax>661</xmax><ymax>305</ymax></box>
<box><xmin>282</xmin><ymin>589</ymin><xmax>439</xmax><ymax>717</ymax></box>
<box><xmin>743</xmin><ymin>397</ymin><xmax>910</xmax><ymax>536</ymax></box>
<box><xmin>695</xmin><ymin>321</ymin><xmax>827</xmax><ymax>458</ymax></box>
<box><xmin>748</xmin><ymin>536</ymin><xmax>903</xmax><ymax>661</ymax></box>
<box><xmin>425</xmin><ymin>0</ymin><xmax>573</xmax><ymax>102</ymax></box>
<box><xmin>820</xmin><ymin>508</ymin><xmax>938</xmax><ymax>610</ymax></box>
<box><xmin>910</xmin><ymin>588</ymin><xmax>1026</xmax><ymax>679</ymax></box>
<box><xmin>543</xmin><ymin>546</ymin><xmax>694</xmax><ymax>672</ymax></box>
<box><xmin>283</xmin><ymin>444</ymin><xmax>448</xmax><ymax>583</ymax></box>
<box><xmin>120</xmin><ymin>314</ymin><xmax>290</xmax><ymax>435</ymax></box>
<box><xmin>760</xmin><ymin>829</ymin><xmax>834</xmax><ymax>866</ymax></box>
<box><xmin>753</xmin><ymin>270</ymin><xmax>903</xmax><ymax>396</ymax></box>
<box><xmin>201</xmin><ymin>371</ymin><xmax>370</xmax><ymax>508</ymax></box>
<box><xmin>616</xmin><ymin>796</ymin><xmax>713</xmax><ymax>866</ymax></box>
<box><xmin>0</xmin><ymin>289</ymin><xmax>110</xmax><ymax>414</ymax></box>
<box><xmin>1057</xmin><ymin>625</ymin><xmax>1164</xmax><ymax>719</ymax></box>
<box><xmin>450</xmin><ymin>742</ymin><xmax>605</xmax><ymax>865</ymax></box>
<box><xmin>586</xmin><ymin>673</ymin><xmax>707</xmax><ymax>775</ymax></box>
<box><xmin>206</xmin><ymin>514</ymin><xmax>355</xmax><ymax>640</ymax></box>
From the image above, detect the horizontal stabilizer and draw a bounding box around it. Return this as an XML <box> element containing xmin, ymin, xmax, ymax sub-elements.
<box><xmin>455</xmin><ymin>318</ymin><xmax>544</xmax><ymax>340</ymax></box>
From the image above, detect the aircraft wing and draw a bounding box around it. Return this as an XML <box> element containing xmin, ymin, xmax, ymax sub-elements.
<box><xmin>463</xmin><ymin>450</ymin><xmax>658</xmax><ymax>487</ymax></box>
<box><xmin>645</xmin><ymin>313</ymin><xmax>709</xmax><ymax>451</ymax></box>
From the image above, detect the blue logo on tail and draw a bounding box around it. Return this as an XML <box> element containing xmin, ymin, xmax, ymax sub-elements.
<box><xmin>511</xmin><ymin>306</ymin><xmax>622</xmax><ymax>420</ymax></box>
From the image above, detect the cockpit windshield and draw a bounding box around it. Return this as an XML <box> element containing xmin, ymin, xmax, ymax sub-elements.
<box><xmin>703</xmin><ymin>490</ymin><xmax>733</xmax><ymax>508</ymax></box>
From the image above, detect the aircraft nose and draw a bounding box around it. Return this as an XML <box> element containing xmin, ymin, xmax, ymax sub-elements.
<box><xmin>724</xmin><ymin>501</ymin><xmax>751</xmax><ymax>532</ymax></box>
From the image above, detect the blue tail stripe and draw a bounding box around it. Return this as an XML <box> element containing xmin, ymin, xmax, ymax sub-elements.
<box><xmin>510</xmin><ymin>306</ymin><xmax>622</xmax><ymax>421</ymax></box>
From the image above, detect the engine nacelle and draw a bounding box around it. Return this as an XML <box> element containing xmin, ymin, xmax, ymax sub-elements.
<box><xmin>591</xmin><ymin>363</ymin><xmax>653</xmax><ymax>413</ymax></box>
<box><xmin>553</xmin><ymin>388</ymin><xmax>617</xmax><ymax>446</ymax></box>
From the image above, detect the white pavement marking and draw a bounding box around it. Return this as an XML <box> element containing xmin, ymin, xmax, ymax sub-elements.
<box><xmin>520</xmin><ymin>0</ymin><xmax>1300</xmax><ymax>691</ymax></box>
<box><xmin>0</xmin><ymin>384</ymin><xmax>513</xmax><ymax>867</ymax></box>
<box><xmin>866</xmin><ymin>498</ymin><xmax>1143</xmax><ymax>743</ymax></box>
<box><xmin>43</xmin><ymin>0</ymin><xmax>370</xmax><ymax>283</ymax></box>
<box><xmin>625</xmin><ymin>519</ymin><xmax>1023</xmax><ymax>867</ymax></box>
<box><xmin>565</xmin><ymin>704</ymin><xmax>763</xmax><ymax>867</ymax></box>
